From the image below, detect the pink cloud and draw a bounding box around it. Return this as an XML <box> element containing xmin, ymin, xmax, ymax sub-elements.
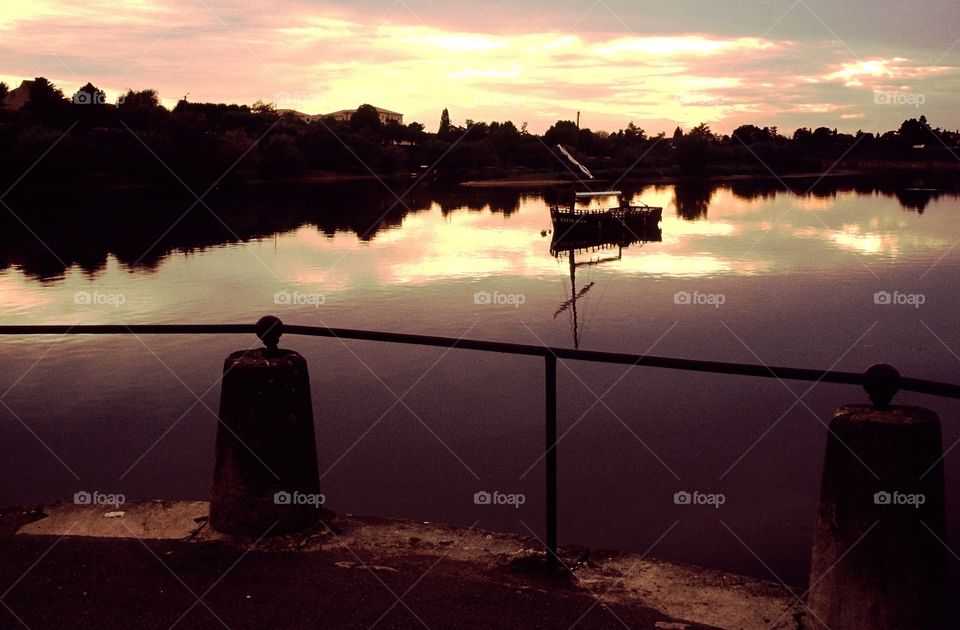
<box><xmin>0</xmin><ymin>1</ymin><xmax>956</xmax><ymax>134</ymax></box>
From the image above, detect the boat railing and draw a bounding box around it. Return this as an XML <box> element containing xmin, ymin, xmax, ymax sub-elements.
<box><xmin>574</xmin><ymin>190</ymin><xmax>623</xmax><ymax>198</ymax></box>
<box><xmin>551</xmin><ymin>242</ymin><xmax>622</xmax><ymax>256</ymax></box>
<box><xmin>551</xmin><ymin>205</ymin><xmax>661</xmax><ymax>216</ymax></box>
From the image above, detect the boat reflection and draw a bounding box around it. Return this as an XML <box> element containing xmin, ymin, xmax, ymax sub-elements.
<box><xmin>550</xmin><ymin>218</ymin><xmax>662</xmax><ymax>348</ymax></box>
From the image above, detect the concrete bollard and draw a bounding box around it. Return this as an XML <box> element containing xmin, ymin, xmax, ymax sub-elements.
<box><xmin>807</xmin><ymin>365</ymin><xmax>948</xmax><ymax>629</ymax></box>
<box><xmin>210</xmin><ymin>316</ymin><xmax>323</xmax><ymax>536</ymax></box>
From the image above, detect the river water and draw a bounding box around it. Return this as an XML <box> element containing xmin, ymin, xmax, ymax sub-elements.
<box><xmin>1</xmin><ymin>177</ymin><xmax>958</xmax><ymax>587</ymax></box>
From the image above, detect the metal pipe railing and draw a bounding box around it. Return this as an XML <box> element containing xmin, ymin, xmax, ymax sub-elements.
<box><xmin>2</xmin><ymin>318</ymin><xmax>959</xmax><ymax>571</ymax></box>
<box><xmin>3</xmin><ymin>323</ymin><xmax>959</xmax><ymax>399</ymax></box>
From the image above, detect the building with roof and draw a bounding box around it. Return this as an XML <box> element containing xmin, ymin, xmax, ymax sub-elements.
<box><xmin>324</xmin><ymin>106</ymin><xmax>403</xmax><ymax>125</ymax></box>
<box><xmin>1</xmin><ymin>79</ymin><xmax>35</xmax><ymax>110</ymax></box>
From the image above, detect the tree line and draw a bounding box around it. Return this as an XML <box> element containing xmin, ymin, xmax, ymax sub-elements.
<box><xmin>1</xmin><ymin>77</ymin><xmax>957</xmax><ymax>193</ymax></box>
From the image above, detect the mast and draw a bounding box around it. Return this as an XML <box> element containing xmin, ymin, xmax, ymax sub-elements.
<box><xmin>570</xmin><ymin>248</ymin><xmax>579</xmax><ymax>349</ymax></box>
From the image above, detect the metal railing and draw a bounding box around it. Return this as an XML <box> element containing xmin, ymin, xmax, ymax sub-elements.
<box><xmin>3</xmin><ymin>318</ymin><xmax>960</xmax><ymax>569</ymax></box>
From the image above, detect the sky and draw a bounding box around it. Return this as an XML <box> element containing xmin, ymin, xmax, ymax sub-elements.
<box><xmin>1</xmin><ymin>0</ymin><xmax>959</xmax><ymax>135</ymax></box>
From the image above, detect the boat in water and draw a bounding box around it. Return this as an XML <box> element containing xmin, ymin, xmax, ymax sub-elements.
<box><xmin>549</xmin><ymin>191</ymin><xmax>662</xmax><ymax>242</ymax></box>
<box><xmin>549</xmin><ymin>193</ymin><xmax>662</xmax><ymax>348</ymax></box>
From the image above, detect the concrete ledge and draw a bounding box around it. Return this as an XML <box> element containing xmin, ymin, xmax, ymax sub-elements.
<box><xmin>16</xmin><ymin>500</ymin><xmax>208</xmax><ymax>539</ymax></box>
<box><xmin>9</xmin><ymin>501</ymin><xmax>799</xmax><ymax>629</ymax></box>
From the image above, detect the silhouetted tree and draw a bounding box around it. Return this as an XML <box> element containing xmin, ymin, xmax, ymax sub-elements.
<box><xmin>350</xmin><ymin>104</ymin><xmax>381</xmax><ymax>132</ymax></box>
<box><xmin>119</xmin><ymin>89</ymin><xmax>161</xmax><ymax>109</ymax></box>
<box><xmin>382</xmin><ymin>120</ymin><xmax>405</xmax><ymax>144</ymax></box>
<box><xmin>732</xmin><ymin>124</ymin><xmax>772</xmax><ymax>145</ymax></box>
<box><xmin>300</xmin><ymin>122</ymin><xmax>352</xmax><ymax>168</ymax></box>
<box><xmin>0</xmin><ymin>82</ymin><xmax>9</xmax><ymax>106</ymax></box>
<box><xmin>624</xmin><ymin>122</ymin><xmax>646</xmax><ymax>142</ymax></box>
<box><xmin>2</xmin><ymin>72</ymin><xmax>958</xmax><ymax>190</ymax></box>
<box><xmin>675</xmin><ymin>122</ymin><xmax>714</xmax><ymax>174</ymax></box>
<box><xmin>72</xmin><ymin>82</ymin><xmax>106</xmax><ymax>106</ymax></box>
<box><xmin>544</xmin><ymin>120</ymin><xmax>578</xmax><ymax>146</ymax></box>
<box><xmin>488</xmin><ymin>121</ymin><xmax>520</xmax><ymax>163</ymax></box>
<box><xmin>897</xmin><ymin>116</ymin><xmax>930</xmax><ymax>147</ymax></box>
<box><xmin>251</xmin><ymin>100</ymin><xmax>277</xmax><ymax>115</ymax></box>
<box><xmin>24</xmin><ymin>77</ymin><xmax>68</xmax><ymax>121</ymax></box>
<box><xmin>463</xmin><ymin>120</ymin><xmax>488</xmax><ymax>142</ymax></box>
<box><xmin>259</xmin><ymin>134</ymin><xmax>306</xmax><ymax>177</ymax></box>
<box><xmin>793</xmin><ymin>127</ymin><xmax>813</xmax><ymax>144</ymax></box>
<box><xmin>407</xmin><ymin>121</ymin><xmax>426</xmax><ymax>144</ymax></box>
<box><xmin>438</xmin><ymin>108</ymin><xmax>452</xmax><ymax>139</ymax></box>
<box><xmin>116</xmin><ymin>89</ymin><xmax>165</xmax><ymax>128</ymax></box>
<box><xmin>688</xmin><ymin>122</ymin><xmax>714</xmax><ymax>140</ymax></box>
<box><xmin>796</xmin><ymin>127</ymin><xmax>836</xmax><ymax>148</ymax></box>
<box><xmin>515</xmin><ymin>139</ymin><xmax>552</xmax><ymax>169</ymax></box>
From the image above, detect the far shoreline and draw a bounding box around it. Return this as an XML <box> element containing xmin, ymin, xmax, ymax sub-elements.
<box><xmin>4</xmin><ymin>162</ymin><xmax>958</xmax><ymax>199</ymax></box>
<box><xmin>458</xmin><ymin>169</ymin><xmax>868</xmax><ymax>189</ymax></box>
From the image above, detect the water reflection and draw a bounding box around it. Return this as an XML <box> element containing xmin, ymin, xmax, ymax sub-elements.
<box><xmin>550</xmin><ymin>216</ymin><xmax>662</xmax><ymax>348</ymax></box>
<box><xmin>2</xmin><ymin>176</ymin><xmax>960</xmax><ymax>590</ymax></box>
<box><xmin>1</xmin><ymin>174</ymin><xmax>957</xmax><ymax>282</ymax></box>
<box><xmin>896</xmin><ymin>188</ymin><xmax>937</xmax><ymax>213</ymax></box>
<box><xmin>719</xmin><ymin>173</ymin><xmax>955</xmax><ymax>214</ymax></box>
<box><xmin>0</xmin><ymin>185</ymin><xmax>527</xmax><ymax>281</ymax></box>
<box><xmin>673</xmin><ymin>181</ymin><xmax>714</xmax><ymax>220</ymax></box>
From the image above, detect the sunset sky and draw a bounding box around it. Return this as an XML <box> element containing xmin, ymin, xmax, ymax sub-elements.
<box><xmin>1</xmin><ymin>0</ymin><xmax>958</xmax><ymax>135</ymax></box>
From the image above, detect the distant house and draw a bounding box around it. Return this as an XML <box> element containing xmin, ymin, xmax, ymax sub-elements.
<box><xmin>324</xmin><ymin>106</ymin><xmax>403</xmax><ymax>125</ymax></box>
<box><xmin>1</xmin><ymin>79</ymin><xmax>35</xmax><ymax>110</ymax></box>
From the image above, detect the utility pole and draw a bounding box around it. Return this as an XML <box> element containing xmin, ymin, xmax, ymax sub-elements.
<box><xmin>574</xmin><ymin>111</ymin><xmax>580</xmax><ymax>151</ymax></box>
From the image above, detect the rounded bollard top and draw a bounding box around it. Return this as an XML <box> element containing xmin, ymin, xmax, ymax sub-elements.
<box><xmin>863</xmin><ymin>363</ymin><xmax>900</xmax><ymax>409</ymax></box>
<box><xmin>256</xmin><ymin>315</ymin><xmax>283</xmax><ymax>353</ymax></box>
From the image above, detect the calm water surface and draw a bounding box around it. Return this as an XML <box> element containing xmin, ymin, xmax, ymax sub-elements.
<box><xmin>1</xmin><ymin>180</ymin><xmax>958</xmax><ymax>587</ymax></box>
